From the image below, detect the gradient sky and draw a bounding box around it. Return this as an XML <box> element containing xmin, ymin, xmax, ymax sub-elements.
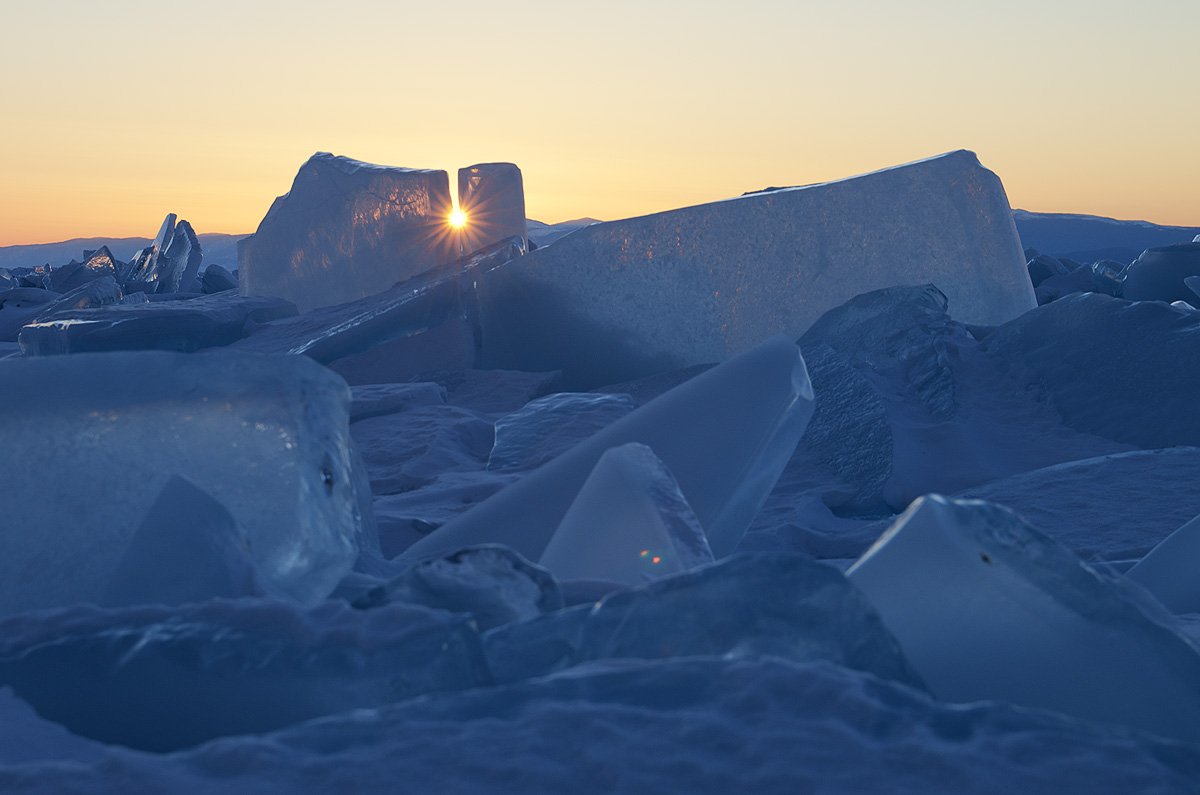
<box><xmin>1</xmin><ymin>0</ymin><xmax>1197</xmax><ymax>245</ymax></box>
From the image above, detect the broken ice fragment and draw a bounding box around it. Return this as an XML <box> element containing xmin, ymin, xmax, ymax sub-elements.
<box><xmin>848</xmin><ymin>495</ymin><xmax>1200</xmax><ymax>743</ymax></box>
<box><xmin>402</xmin><ymin>336</ymin><xmax>814</xmax><ymax>563</ymax></box>
<box><xmin>457</xmin><ymin>162</ymin><xmax>528</xmax><ymax>252</ymax></box>
<box><xmin>488</xmin><ymin>392</ymin><xmax>635</xmax><ymax>471</ymax></box>
<box><xmin>539</xmin><ymin>443</ymin><xmax>714</xmax><ymax>586</ymax></box>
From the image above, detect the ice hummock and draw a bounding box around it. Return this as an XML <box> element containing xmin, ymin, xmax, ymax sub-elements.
<box><xmin>477</xmin><ymin>150</ymin><xmax>1035</xmax><ymax>388</ymax></box>
<box><xmin>539</xmin><ymin>443</ymin><xmax>714</xmax><ymax>586</ymax></box>
<box><xmin>401</xmin><ymin>336</ymin><xmax>815</xmax><ymax>563</ymax></box>
<box><xmin>483</xmin><ymin>553</ymin><xmax>922</xmax><ymax>688</ymax></box>
<box><xmin>0</xmin><ymin>599</ymin><xmax>487</xmax><ymax>751</ymax></box>
<box><xmin>0</xmin><ymin>350</ymin><xmax>370</xmax><ymax>614</ymax></box>
<box><xmin>848</xmin><ymin>495</ymin><xmax>1200</xmax><ymax>743</ymax></box>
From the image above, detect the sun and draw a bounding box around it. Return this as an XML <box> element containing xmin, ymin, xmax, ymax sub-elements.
<box><xmin>448</xmin><ymin>208</ymin><xmax>467</xmax><ymax>229</ymax></box>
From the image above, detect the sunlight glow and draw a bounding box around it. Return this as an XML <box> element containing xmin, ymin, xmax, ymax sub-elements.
<box><xmin>448</xmin><ymin>208</ymin><xmax>468</xmax><ymax>229</ymax></box>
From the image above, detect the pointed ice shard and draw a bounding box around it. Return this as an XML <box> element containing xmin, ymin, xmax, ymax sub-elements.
<box><xmin>848</xmin><ymin>495</ymin><xmax>1200</xmax><ymax>743</ymax></box>
<box><xmin>155</xmin><ymin>219</ymin><xmax>203</xmax><ymax>294</ymax></box>
<box><xmin>539</xmin><ymin>443</ymin><xmax>713</xmax><ymax>586</ymax></box>
<box><xmin>100</xmin><ymin>476</ymin><xmax>259</xmax><ymax>607</ymax></box>
<box><xmin>402</xmin><ymin>336</ymin><xmax>814</xmax><ymax>562</ymax></box>
<box><xmin>1127</xmin><ymin>512</ymin><xmax>1200</xmax><ymax>614</ymax></box>
<box><xmin>127</xmin><ymin>213</ymin><xmax>177</xmax><ymax>286</ymax></box>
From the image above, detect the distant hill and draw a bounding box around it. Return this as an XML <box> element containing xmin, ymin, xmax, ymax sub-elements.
<box><xmin>0</xmin><ymin>234</ymin><xmax>244</xmax><ymax>272</ymax></box>
<box><xmin>1013</xmin><ymin>210</ymin><xmax>1200</xmax><ymax>264</ymax></box>
<box><xmin>6</xmin><ymin>210</ymin><xmax>1196</xmax><ymax>273</ymax></box>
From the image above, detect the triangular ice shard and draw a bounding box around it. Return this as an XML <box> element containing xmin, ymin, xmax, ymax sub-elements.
<box><xmin>1127</xmin><ymin>512</ymin><xmax>1200</xmax><ymax>614</ymax></box>
<box><xmin>848</xmin><ymin>495</ymin><xmax>1200</xmax><ymax>743</ymax></box>
<box><xmin>539</xmin><ymin>443</ymin><xmax>714</xmax><ymax>586</ymax></box>
<box><xmin>402</xmin><ymin>336</ymin><xmax>814</xmax><ymax>562</ymax></box>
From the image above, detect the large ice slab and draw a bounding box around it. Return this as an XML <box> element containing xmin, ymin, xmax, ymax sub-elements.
<box><xmin>0</xmin><ymin>350</ymin><xmax>369</xmax><ymax>614</ymax></box>
<box><xmin>1127</xmin><ymin>512</ymin><xmax>1200</xmax><ymax>614</ymax></box>
<box><xmin>0</xmin><ymin>599</ymin><xmax>486</xmax><ymax>751</ymax></box>
<box><xmin>402</xmin><ymin>336</ymin><xmax>814</xmax><ymax>562</ymax></box>
<box><xmin>19</xmin><ymin>290</ymin><xmax>297</xmax><ymax>355</ymax></box>
<box><xmin>539</xmin><ymin>443</ymin><xmax>714</xmax><ymax>586</ymax></box>
<box><xmin>238</xmin><ymin>153</ymin><xmax>459</xmax><ymax>312</ymax></box>
<box><xmin>477</xmin><ymin>150</ymin><xmax>1035</xmax><ymax>388</ymax></box>
<box><xmin>457</xmin><ymin>162</ymin><xmax>528</xmax><ymax>251</ymax></box>
<box><xmin>848</xmin><ymin>495</ymin><xmax>1200</xmax><ymax>743</ymax></box>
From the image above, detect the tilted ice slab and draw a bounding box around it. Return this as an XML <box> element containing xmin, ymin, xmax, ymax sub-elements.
<box><xmin>0</xmin><ymin>599</ymin><xmax>487</xmax><ymax>752</ymax></box>
<box><xmin>848</xmin><ymin>495</ymin><xmax>1200</xmax><ymax>743</ymax></box>
<box><xmin>234</xmin><ymin>237</ymin><xmax>524</xmax><ymax>365</ymax></box>
<box><xmin>1127</xmin><ymin>512</ymin><xmax>1200</xmax><ymax>614</ymax></box>
<box><xmin>539</xmin><ymin>443</ymin><xmax>714</xmax><ymax>586</ymax></box>
<box><xmin>0</xmin><ymin>350</ymin><xmax>369</xmax><ymax>614</ymax></box>
<box><xmin>154</xmin><ymin>219</ymin><xmax>203</xmax><ymax>294</ymax></box>
<box><xmin>477</xmin><ymin>150</ymin><xmax>1035</xmax><ymax>388</ymax></box>
<box><xmin>401</xmin><ymin>336</ymin><xmax>814</xmax><ymax>563</ymax></box>
<box><xmin>1122</xmin><ymin>242</ymin><xmax>1200</xmax><ymax>303</ymax></box>
<box><xmin>19</xmin><ymin>290</ymin><xmax>297</xmax><ymax>355</ymax></box>
<box><xmin>238</xmin><ymin>153</ymin><xmax>459</xmax><ymax>312</ymax></box>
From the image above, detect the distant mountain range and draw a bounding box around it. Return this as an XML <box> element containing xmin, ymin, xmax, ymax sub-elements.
<box><xmin>1012</xmin><ymin>210</ymin><xmax>1200</xmax><ymax>264</ymax></box>
<box><xmin>2</xmin><ymin>212</ymin><xmax>1195</xmax><ymax>272</ymax></box>
<box><xmin>0</xmin><ymin>234</ymin><xmax>243</xmax><ymax>272</ymax></box>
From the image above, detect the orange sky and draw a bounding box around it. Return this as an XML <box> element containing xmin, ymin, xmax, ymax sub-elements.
<box><xmin>2</xmin><ymin>0</ymin><xmax>1197</xmax><ymax>245</ymax></box>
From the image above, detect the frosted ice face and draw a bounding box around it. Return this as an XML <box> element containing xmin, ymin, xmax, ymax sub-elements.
<box><xmin>848</xmin><ymin>495</ymin><xmax>1200</xmax><ymax>743</ymax></box>
<box><xmin>355</xmin><ymin>545</ymin><xmax>562</xmax><ymax>630</ymax></box>
<box><xmin>1186</xmin><ymin>275</ymin><xmax>1200</xmax><ymax>301</ymax></box>
<box><xmin>488</xmin><ymin>392</ymin><xmax>634</xmax><ymax>471</ymax></box>
<box><xmin>539</xmin><ymin>443</ymin><xmax>714</xmax><ymax>586</ymax></box>
<box><xmin>457</xmin><ymin>163</ymin><xmax>528</xmax><ymax>252</ymax></box>
<box><xmin>1127</xmin><ymin>512</ymin><xmax>1200</xmax><ymax>614</ymax></box>
<box><xmin>0</xmin><ymin>599</ymin><xmax>486</xmax><ymax>751</ymax></box>
<box><xmin>477</xmin><ymin>150</ymin><xmax>1035</xmax><ymax>388</ymax></box>
<box><xmin>401</xmin><ymin>336</ymin><xmax>814</xmax><ymax>563</ymax></box>
<box><xmin>484</xmin><ymin>553</ymin><xmax>922</xmax><ymax>688</ymax></box>
<box><xmin>19</xmin><ymin>291</ymin><xmax>297</xmax><ymax>355</ymax></box>
<box><xmin>238</xmin><ymin>153</ymin><xmax>460</xmax><ymax>312</ymax></box>
<box><xmin>0</xmin><ymin>350</ymin><xmax>368</xmax><ymax>614</ymax></box>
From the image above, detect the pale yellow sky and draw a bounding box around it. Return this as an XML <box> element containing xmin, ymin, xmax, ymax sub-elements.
<box><xmin>1</xmin><ymin>0</ymin><xmax>1197</xmax><ymax>245</ymax></box>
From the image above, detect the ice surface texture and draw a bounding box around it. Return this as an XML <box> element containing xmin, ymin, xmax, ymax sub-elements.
<box><xmin>1122</xmin><ymin>242</ymin><xmax>1200</xmax><ymax>303</ymax></box>
<box><xmin>478</xmin><ymin>150</ymin><xmax>1034</xmax><ymax>388</ymax></box>
<box><xmin>401</xmin><ymin>336</ymin><xmax>814</xmax><ymax>563</ymax></box>
<box><xmin>849</xmin><ymin>495</ymin><xmax>1200</xmax><ymax>743</ymax></box>
<box><xmin>539</xmin><ymin>443</ymin><xmax>714</xmax><ymax>586</ymax></box>
<box><xmin>488</xmin><ymin>391</ymin><xmax>634</xmax><ymax>471</ymax></box>
<box><xmin>239</xmin><ymin>153</ymin><xmax>458</xmax><ymax>312</ymax></box>
<box><xmin>0</xmin><ymin>350</ymin><xmax>368</xmax><ymax>614</ymax></box>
